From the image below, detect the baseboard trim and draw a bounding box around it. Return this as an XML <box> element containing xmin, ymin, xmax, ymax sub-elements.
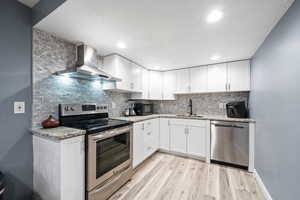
<box><xmin>254</xmin><ymin>169</ymin><xmax>273</xmax><ymax>200</ymax></box>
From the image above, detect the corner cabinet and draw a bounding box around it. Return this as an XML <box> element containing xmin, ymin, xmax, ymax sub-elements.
<box><xmin>162</xmin><ymin>71</ymin><xmax>176</xmax><ymax>100</ymax></box>
<box><xmin>133</xmin><ymin>119</ymin><xmax>160</xmax><ymax>168</ymax></box>
<box><xmin>102</xmin><ymin>54</ymin><xmax>142</xmax><ymax>93</ymax></box>
<box><xmin>227</xmin><ymin>60</ymin><xmax>250</xmax><ymax>92</ymax></box>
<box><xmin>33</xmin><ymin>135</ymin><xmax>85</xmax><ymax>200</ymax></box>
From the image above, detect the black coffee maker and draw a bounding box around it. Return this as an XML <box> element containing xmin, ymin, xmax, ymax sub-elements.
<box><xmin>226</xmin><ymin>101</ymin><xmax>248</xmax><ymax>118</ymax></box>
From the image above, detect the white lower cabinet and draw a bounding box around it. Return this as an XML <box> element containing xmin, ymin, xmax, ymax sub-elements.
<box><xmin>164</xmin><ymin>118</ymin><xmax>209</xmax><ymax>160</ymax></box>
<box><xmin>133</xmin><ymin>118</ymin><xmax>210</xmax><ymax>168</ymax></box>
<box><xmin>133</xmin><ymin>119</ymin><xmax>160</xmax><ymax>168</ymax></box>
<box><xmin>159</xmin><ymin>118</ymin><xmax>170</xmax><ymax>151</ymax></box>
<box><xmin>187</xmin><ymin>126</ymin><xmax>206</xmax><ymax>157</ymax></box>
<box><xmin>170</xmin><ymin>124</ymin><xmax>187</xmax><ymax>154</ymax></box>
<box><xmin>33</xmin><ymin>135</ymin><xmax>85</xmax><ymax>200</ymax></box>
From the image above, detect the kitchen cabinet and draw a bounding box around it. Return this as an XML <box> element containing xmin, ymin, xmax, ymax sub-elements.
<box><xmin>170</xmin><ymin>124</ymin><xmax>187</xmax><ymax>154</ymax></box>
<box><xmin>148</xmin><ymin>71</ymin><xmax>163</xmax><ymax>100</ymax></box>
<box><xmin>176</xmin><ymin>69</ymin><xmax>190</xmax><ymax>93</ymax></box>
<box><xmin>169</xmin><ymin>119</ymin><xmax>208</xmax><ymax>159</ymax></box>
<box><xmin>102</xmin><ymin>54</ymin><xmax>142</xmax><ymax>92</ymax></box>
<box><xmin>207</xmin><ymin>63</ymin><xmax>228</xmax><ymax>92</ymax></box>
<box><xmin>133</xmin><ymin>119</ymin><xmax>160</xmax><ymax>168</ymax></box>
<box><xmin>159</xmin><ymin>118</ymin><xmax>170</xmax><ymax>151</ymax></box>
<box><xmin>162</xmin><ymin>71</ymin><xmax>176</xmax><ymax>100</ymax></box>
<box><xmin>133</xmin><ymin>122</ymin><xmax>145</xmax><ymax>168</ymax></box>
<box><xmin>33</xmin><ymin>135</ymin><xmax>85</xmax><ymax>200</ymax></box>
<box><xmin>187</xmin><ymin>126</ymin><xmax>206</xmax><ymax>157</ymax></box>
<box><xmin>131</xmin><ymin>68</ymin><xmax>149</xmax><ymax>99</ymax></box>
<box><xmin>190</xmin><ymin>66</ymin><xmax>208</xmax><ymax>93</ymax></box>
<box><xmin>227</xmin><ymin>60</ymin><xmax>250</xmax><ymax>92</ymax></box>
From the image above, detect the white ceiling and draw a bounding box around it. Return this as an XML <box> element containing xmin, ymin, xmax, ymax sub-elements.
<box><xmin>35</xmin><ymin>0</ymin><xmax>294</xmax><ymax>70</ymax></box>
<box><xmin>18</xmin><ymin>0</ymin><xmax>40</xmax><ymax>8</ymax></box>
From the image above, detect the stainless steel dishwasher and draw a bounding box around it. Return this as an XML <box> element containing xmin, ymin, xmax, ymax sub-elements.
<box><xmin>210</xmin><ymin>121</ymin><xmax>249</xmax><ymax>168</ymax></box>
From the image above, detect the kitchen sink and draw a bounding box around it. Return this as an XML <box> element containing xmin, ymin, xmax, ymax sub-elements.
<box><xmin>176</xmin><ymin>114</ymin><xmax>204</xmax><ymax>118</ymax></box>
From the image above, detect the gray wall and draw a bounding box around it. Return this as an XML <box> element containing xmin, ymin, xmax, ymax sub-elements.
<box><xmin>250</xmin><ymin>1</ymin><xmax>299</xmax><ymax>199</ymax></box>
<box><xmin>0</xmin><ymin>1</ymin><xmax>32</xmax><ymax>199</ymax></box>
<box><xmin>153</xmin><ymin>92</ymin><xmax>249</xmax><ymax>116</ymax></box>
<box><xmin>32</xmin><ymin>29</ymin><xmax>131</xmax><ymax>127</ymax></box>
<box><xmin>32</xmin><ymin>0</ymin><xmax>66</xmax><ymax>25</ymax></box>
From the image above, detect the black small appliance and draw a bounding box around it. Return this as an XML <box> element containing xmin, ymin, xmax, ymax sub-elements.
<box><xmin>226</xmin><ymin>101</ymin><xmax>248</xmax><ymax>118</ymax></box>
<box><xmin>0</xmin><ymin>171</ymin><xmax>5</xmax><ymax>200</ymax></box>
<box><xmin>133</xmin><ymin>103</ymin><xmax>153</xmax><ymax>116</ymax></box>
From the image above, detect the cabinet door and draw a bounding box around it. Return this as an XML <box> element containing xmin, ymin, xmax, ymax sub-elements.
<box><xmin>61</xmin><ymin>136</ymin><xmax>85</xmax><ymax>200</ymax></box>
<box><xmin>170</xmin><ymin>124</ymin><xmax>187</xmax><ymax>154</ymax></box>
<box><xmin>227</xmin><ymin>60</ymin><xmax>250</xmax><ymax>92</ymax></box>
<box><xmin>133</xmin><ymin>122</ymin><xmax>145</xmax><ymax>168</ymax></box>
<box><xmin>176</xmin><ymin>69</ymin><xmax>190</xmax><ymax>93</ymax></box>
<box><xmin>131</xmin><ymin>63</ymin><xmax>142</xmax><ymax>92</ymax></box>
<box><xmin>187</xmin><ymin>126</ymin><xmax>206</xmax><ymax>158</ymax></box>
<box><xmin>207</xmin><ymin>64</ymin><xmax>227</xmax><ymax>92</ymax></box>
<box><xmin>149</xmin><ymin>71</ymin><xmax>163</xmax><ymax>100</ymax></box>
<box><xmin>163</xmin><ymin>71</ymin><xmax>176</xmax><ymax>100</ymax></box>
<box><xmin>159</xmin><ymin>118</ymin><xmax>170</xmax><ymax>151</ymax></box>
<box><xmin>131</xmin><ymin>68</ymin><xmax>149</xmax><ymax>99</ymax></box>
<box><xmin>190</xmin><ymin>66</ymin><xmax>208</xmax><ymax>93</ymax></box>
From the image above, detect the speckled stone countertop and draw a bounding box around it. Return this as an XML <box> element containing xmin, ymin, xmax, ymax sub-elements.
<box><xmin>112</xmin><ymin>114</ymin><xmax>255</xmax><ymax>123</ymax></box>
<box><xmin>31</xmin><ymin>127</ymin><xmax>86</xmax><ymax>140</ymax></box>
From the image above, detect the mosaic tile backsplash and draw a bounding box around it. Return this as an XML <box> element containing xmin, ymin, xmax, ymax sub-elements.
<box><xmin>33</xmin><ymin>29</ymin><xmax>249</xmax><ymax>127</ymax></box>
<box><xmin>32</xmin><ymin>29</ymin><xmax>130</xmax><ymax>127</ymax></box>
<box><xmin>152</xmin><ymin>92</ymin><xmax>249</xmax><ymax>116</ymax></box>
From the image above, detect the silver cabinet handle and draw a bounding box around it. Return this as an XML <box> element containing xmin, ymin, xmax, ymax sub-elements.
<box><xmin>213</xmin><ymin>124</ymin><xmax>245</xmax><ymax>129</ymax></box>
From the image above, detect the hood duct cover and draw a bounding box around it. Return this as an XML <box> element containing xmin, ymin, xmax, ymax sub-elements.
<box><xmin>54</xmin><ymin>44</ymin><xmax>121</xmax><ymax>81</ymax></box>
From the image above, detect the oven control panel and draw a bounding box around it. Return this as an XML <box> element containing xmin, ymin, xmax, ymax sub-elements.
<box><xmin>59</xmin><ymin>104</ymin><xmax>109</xmax><ymax>116</ymax></box>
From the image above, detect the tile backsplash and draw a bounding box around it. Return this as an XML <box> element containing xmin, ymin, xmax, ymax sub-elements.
<box><xmin>32</xmin><ymin>29</ymin><xmax>249</xmax><ymax>127</ymax></box>
<box><xmin>152</xmin><ymin>92</ymin><xmax>249</xmax><ymax>116</ymax></box>
<box><xmin>32</xmin><ymin>29</ymin><xmax>130</xmax><ymax>127</ymax></box>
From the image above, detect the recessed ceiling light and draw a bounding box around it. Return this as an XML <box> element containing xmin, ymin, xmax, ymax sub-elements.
<box><xmin>207</xmin><ymin>10</ymin><xmax>224</xmax><ymax>23</ymax></box>
<box><xmin>117</xmin><ymin>41</ymin><xmax>126</xmax><ymax>49</ymax></box>
<box><xmin>210</xmin><ymin>55</ymin><xmax>221</xmax><ymax>61</ymax></box>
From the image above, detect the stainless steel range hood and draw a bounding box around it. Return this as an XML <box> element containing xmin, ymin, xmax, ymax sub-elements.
<box><xmin>54</xmin><ymin>44</ymin><xmax>121</xmax><ymax>81</ymax></box>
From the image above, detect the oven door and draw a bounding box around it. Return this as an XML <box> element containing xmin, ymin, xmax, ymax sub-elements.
<box><xmin>87</xmin><ymin>126</ymin><xmax>132</xmax><ymax>191</ymax></box>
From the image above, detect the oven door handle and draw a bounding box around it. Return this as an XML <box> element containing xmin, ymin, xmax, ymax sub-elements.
<box><xmin>92</xmin><ymin>127</ymin><xmax>132</xmax><ymax>142</ymax></box>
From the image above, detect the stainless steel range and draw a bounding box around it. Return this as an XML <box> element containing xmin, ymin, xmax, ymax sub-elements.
<box><xmin>59</xmin><ymin>104</ymin><xmax>134</xmax><ymax>200</ymax></box>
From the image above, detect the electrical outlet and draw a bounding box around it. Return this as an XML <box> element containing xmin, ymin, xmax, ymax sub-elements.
<box><xmin>111</xmin><ymin>102</ymin><xmax>116</xmax><ymax>109</ymax></box>
<box><xmin>14</xmin><ymin>102</ymin><xmax>25</xmax><ymax>114</ymax></box>
<box><xmin>219</xmin><ymin>103</ymin><xmax>224</xmax><ymax>110</ymax></box>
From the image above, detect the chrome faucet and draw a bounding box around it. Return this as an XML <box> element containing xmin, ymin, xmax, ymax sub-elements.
<box><xmin>188</xmin><ymin>99</ymin><xmax>193</xmax><ymax>116</ymax></box>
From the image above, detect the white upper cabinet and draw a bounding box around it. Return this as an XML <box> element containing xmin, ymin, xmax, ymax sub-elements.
<box><xmin>162</xmin><ymin>71</ymin><xmax>176</xmax><ymax>100</ymax></box>
<box><xmin>131</xmin><ymin>68</ymin><xmax>149</xmax><ymax>99</ymax></box>
<box><xmin>207</xmin><ymin>63</ymin><xmax>228</xmax><ymax>92</ymax></box>
<box><xmin>190</xmin><ymin>66</ymin><xmax>208</xmax><ymax>93</ymax></box>
<box><xmin>176</xmin><ymin>69</ymin><xmax>190</xmax><ymax>93</ymax></box>
<box><xmin>148</xmin><ymin>71</ymin><xmax>163</xmax><ymax>100</ymax></box>
<box><xmin>227</xmin><ymin>60</ymin><xmax>250</xmax><ymax>92</ymax></box>
<box><xmin>102</xmin><ymin>55</ymin><xmax>142</xmax><ymax>92</ymax></box>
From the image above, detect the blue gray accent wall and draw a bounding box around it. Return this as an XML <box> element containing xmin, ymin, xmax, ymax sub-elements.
<box><xmin>0</xmin><ymin>1</ymin><xmax>32</xmax><ymax>199</ymax></box>
<box><xmin>32</xmin><ymin>0</ymin><xmax>66</xmax><ymax>25</ymax></box>
<box><xmin>250</xmin><ymin>1</ymin><xmax>299</xmax><ymax>199</ymax></box>
<box><xmin>32</xmin><ymin>29</ymin><xmax>131</xmax><ymax>127</ymax></box>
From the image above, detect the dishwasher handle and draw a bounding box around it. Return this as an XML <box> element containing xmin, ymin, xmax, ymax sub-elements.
<box><xmin>212</xmin><ymin>123</ymin><xmax>245</xmax><ymax>129</ymax></box>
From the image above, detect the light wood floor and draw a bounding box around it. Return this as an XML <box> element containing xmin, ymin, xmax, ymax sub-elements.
<box><xmin>109</xmin><ymin>152</ymin><xmax>265</xmax><ymax>200</ymax></box>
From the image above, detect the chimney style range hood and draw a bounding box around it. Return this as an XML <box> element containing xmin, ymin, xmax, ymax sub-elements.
<box><xmin>54</xmin><ymin>44</ymin><xmax>121</xmax><ymax>82</ymax></box>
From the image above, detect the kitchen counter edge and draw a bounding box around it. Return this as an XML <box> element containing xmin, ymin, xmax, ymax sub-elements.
<box><xmin>112</xmin><ymin>114</ymin><xmax>256</xmax><ymax>123</ymax></box>
<box><xmin>31</xmin><ymin>126</ymin><xmax>86</xmax><ymax>140</ymax></box>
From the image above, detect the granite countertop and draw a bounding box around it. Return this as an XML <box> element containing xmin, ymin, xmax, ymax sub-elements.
<box><xmin>112</xmin><ymin>114</ymin><xmax>255</xmax><ymax>123</ymax></box>
<box><xmin>31</xmin><ymin>126</ymin><xmax>86</xmax><ymax>140</ymax></box>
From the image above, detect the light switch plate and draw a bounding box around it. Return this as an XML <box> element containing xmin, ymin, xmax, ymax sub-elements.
<box><xmin>14</xmin><ymin>102</ymin><xmax>25</xmax><ymax>114</ymax></box>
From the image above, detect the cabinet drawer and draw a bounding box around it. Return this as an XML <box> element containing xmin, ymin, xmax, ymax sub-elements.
<box><xmin>169</xmin><ymin>119</ymin><xmax>207</xmax><ymax>127</ymax></box>
<box><xmin>144</xmin><ymin>119</ymin><xmax>153</xmax><ymax>132</ymax></box>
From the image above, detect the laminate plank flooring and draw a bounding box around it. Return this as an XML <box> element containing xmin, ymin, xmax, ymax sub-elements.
<box><xmin>109</xmin><ymin>153</ymin><xmax>265</xmax><ymax>200</ymax></box>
